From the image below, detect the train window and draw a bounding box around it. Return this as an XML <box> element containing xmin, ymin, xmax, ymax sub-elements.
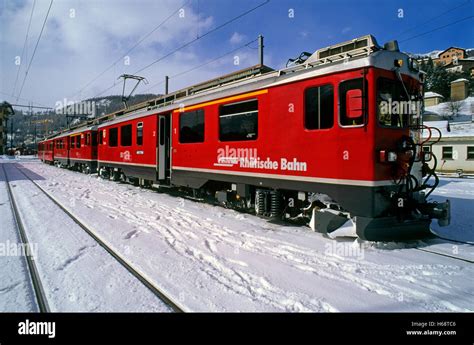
<box><xmin>92</xmin><ymin>132</ymin><xmax>97</xmax><ymax>146</ymax></box>
<box><xmin>467</xmin><ymin>147</ymin><xmax>474</xmax><ymax>160</ymax></box>
<box><xmin>179</xmin><ymin>109</ymin><xmax>204</xmax><ymax>143</ymax></box>
<box><xmin>339</xmin><ymin>78</ymin><xmax>366</xmax><ymax>127</ymax></box>
<box><xmin>442</xmin><ymin>146</ymin><xmax>453</xmax><ymax>160</ymax></box>
<box><xmin>137</xmin><ymin>122</ymin><xmax>143</xmax><ymax>145</ymax></box>
<box><xmin>109</xmin><ymin>128</ymin><xmax>118</xmax><ymax>147</ymax></box>
<box><xmin>304</xmin><ymin>85</ymin><xmax>334</xmax><ymax>130</ymax></box>
<box><xmin>377</xmin><ymin>78</ymin><xmax>411</xmax><ymax>128</ymax></box>
<box><xmin>219</xmin><ymin>99</ymin><xmax>258</xmax><ymax>141</ymax></box>
<box><xmin>121</xmin><ymin>124</ymin><xmax>132</xmax><ymax>146</ymax></box>
<box><xmin>70</xmin><ymin>136</ymin><xmax>75</xmax><ymax>148</ymax></box>
<box><xmin>86</xmin><ymin>133</ymin><xmax>91</xmax><ymax>146</ymax></box>
<box><xmin>77</xmin><ymin>136</ymin><xmax>81</xmax><ymax>149</ymax></box>
<box><xmin>99</xmin><ymin>130</ymin><xmax>103</xmax><ymax>145</ymax></box>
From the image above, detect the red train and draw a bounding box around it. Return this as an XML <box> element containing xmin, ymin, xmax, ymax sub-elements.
<box><xmin>39</xmin><ymin>35</ymin><xmax>450</xmax><ymax>241</ymax></box>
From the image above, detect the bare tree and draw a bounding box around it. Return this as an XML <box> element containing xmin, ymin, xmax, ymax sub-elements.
<box><xmin>445</xmin><ymin>100</ymin><xmax>463</xmax><ymax>120</ymax></box>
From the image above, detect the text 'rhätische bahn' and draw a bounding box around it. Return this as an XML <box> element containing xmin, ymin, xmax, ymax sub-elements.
<box><xmin>38</xmin><ymin>35</ymin><xmax>451</xmax><ymax>242</ymax></box>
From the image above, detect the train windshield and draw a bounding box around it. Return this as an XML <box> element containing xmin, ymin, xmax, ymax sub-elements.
<box><xmin>377</xmin><ymin>77</ymin><xmax>421</xmax><ymax>128</ymax></box>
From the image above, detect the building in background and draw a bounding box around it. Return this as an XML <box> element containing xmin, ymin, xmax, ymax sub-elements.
<box><xmin>423</xmin><ymin>121</ymin><xmax>474</xmax><ymax>174</ymax></box>
<box><xmin>0</xmin><ymin>102</ymin><xmax>14</xmax><ymax>155</ymax></box>
<box><xmin>433</xmin><ymin>47</ymin><xmax>467</xmax><ymax>66</ymax></box>
<box><xmin>451</xmin><ymin>78</ymin><xmax>470</xmax><ymax>101</ymax></box>
<box><xmin>424</xmin><ymin>91</ymin><xmax>444</xmax><ymax>107</ymax></box>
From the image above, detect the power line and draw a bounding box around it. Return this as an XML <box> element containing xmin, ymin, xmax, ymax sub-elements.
<box><xmin>396</xmin><ymin>0</ymin><xmax>471</xmax><ymax>38</ymax></box>
<box><xmin>16</xmin><ymin>0</ymin><xmax>54</xmax><ymax>103</ymax></box>
<box><xmin>10</xmin><ymin>103</ymin><xmax>53</xmax><ymax>110</ymax></box>
<box><xmin>134</xmin><ymin>0</ymin><xmax>270</xmax><ymax>75</ymax></box>
<box><xmin>142</xmin><ymin>38</ymin><xmax>259</xmax><ymax>94</ymax></box>
<box><xmin>68</xmin><ymin>0</ymin><xmax>191</xmax><ymax>101</ymax></box>
<box><xmin>88</xmin><ymin>0</ymin><xmax>270</xmax><ymax>100</ymax></box>
<box><xmin>399</xmin><ymin>15</ymin><xmax>474</xmax><ymax>43</ymax></box>
<box><xmin>0</xmin><ymin>91</ymin><xmax>52</xmax><ymax>108</ymax></box>
<box><xmin>12</xmin><ymin>0</ymin><xmax>37</xmax><ymax>97</ymax></box>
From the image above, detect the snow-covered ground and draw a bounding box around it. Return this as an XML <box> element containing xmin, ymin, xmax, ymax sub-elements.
<box><xmin>1</xmin><ymin>157</ymin><xmax>473</xmax><ymax>312</ymax></box>
<box><xmin>425</xmin><ymin>96</ymin><xmax>474</xmax><ymax>121</ymax></box>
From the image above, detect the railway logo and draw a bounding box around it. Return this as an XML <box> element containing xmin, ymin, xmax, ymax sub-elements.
<box><xmin>215</xmin><ymin>145</ymin><xmax>307</xmax><ymax>172</ymax></box>
<box><xmin>119</xmin><ymin>150</ymin><xmax>132</xmax><ymax>161</ymax></box>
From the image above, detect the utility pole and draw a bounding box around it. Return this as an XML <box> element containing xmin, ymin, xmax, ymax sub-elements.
<box><xmin>258</xmin><ymin>34</ymin><xmax>264</xmax><ymax>66</ymax></box>
<box><xmin>165</xmin><ymin>75</ymin><xmax>169</xmax><ymax>95</ymax></box>
<box><xmin>10</xmin><ymin>116</ymin><xmax>13</xmax><ymax>150</ymax></box>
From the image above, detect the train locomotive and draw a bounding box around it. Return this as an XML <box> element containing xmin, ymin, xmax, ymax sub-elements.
<box><xmin>39</xmin><ymin>35</ymin><xmax>451</xmax><ymax>241</ymax></box>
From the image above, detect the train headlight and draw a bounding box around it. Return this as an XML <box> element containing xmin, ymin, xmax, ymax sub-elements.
<box><xmin>394</xmin><ymin>59</ymin><xmax>404</xmax><ymax>68</ymax></box>
<box><xmin>379</xmin><ymin>150</ymin><xmax>398</xmax><ymax>163</ymax></box>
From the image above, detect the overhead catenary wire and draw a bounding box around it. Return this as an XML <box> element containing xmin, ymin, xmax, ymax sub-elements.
<box><xmin>12</xmin><ymin>0</ymin><xmax>37</xmax><ymax>97</ymax></box>
<box><xmin>142</xmin><ymin>37</ymin><xmax>259</xmax><ymax>94</ymax></box>
<box><xmin>399</xmin><ymin>15</ymin><xmax>474</xmax><ymax>43</ymax></box>
<box><xmin>0</xmin><ymin>90</ymin><xmax>52</xmax><ymax>109</ymax></box>
<box><xmin>68</xmin><ymin>0</ymin><xmax>191</xmax><ymax>101</ymax></box>
<box><xmin>133</xmin><ymin>0</ymin><xmax>270</xmax><ymax>75</ymax></box>
<box><xmin>396</xmin><ymin>0</ymin><xmax>471</xmax><ymax>38</ymax></box>
<box><xmin>87</xmin><ymin>0</ymin><xmax>270</xmax><ymax>101</ymax></box>
<box><xmin>16</xmin><ymin>0</ymin><xmax>54</xmax><ymax>103</ymax></box>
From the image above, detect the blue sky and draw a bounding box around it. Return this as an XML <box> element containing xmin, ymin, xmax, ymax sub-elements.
<box><xmin>194</xmin><ymin>0</ymin><xmax>474</xmax><ymax>67</ymax></box>
<box><xmin>1</xmin><ymin>0</ymin><xmax>473</xmax><ymax>107</ymax></box>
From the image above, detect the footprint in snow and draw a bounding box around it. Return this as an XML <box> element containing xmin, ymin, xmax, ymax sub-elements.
<box><xmin>124</xmin><ymin>230</ymin><xmax>139</xmax><ymax>240</ymax></box>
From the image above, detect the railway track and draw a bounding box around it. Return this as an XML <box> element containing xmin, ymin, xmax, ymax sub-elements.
<box><xmin>2</xmin><ymin>163</ymin><xmax>50</xmax><ymax>312</ymax></box>
<box><xmin>4</xmin><ymin>162</ymin><xmax>186</xmax><ymax>313</ymax></box>
<box><xmin>414</xmin><ymin>247</ymin><xmax>474</xmax><ymax>264</ymax></box>
<box><xmin>414</xmin><ymin>235</ymin><xmax>474</xmax><ymax>264</ymax></box>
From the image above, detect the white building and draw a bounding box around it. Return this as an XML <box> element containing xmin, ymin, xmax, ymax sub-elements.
<box><xmin>422</xmin><ymin>120</ymin><xmax>474</xmax><ymax>173</ymax></box>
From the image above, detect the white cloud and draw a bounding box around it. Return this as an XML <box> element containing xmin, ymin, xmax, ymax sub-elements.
<box><xmin>229</xmin><ymin>32</ymin><xmax>245</xmax><ymax>45</ymax></box>
<box><xmin>0</xmin><ymin>0</ymin><xmax>231</xmax><ymax>106</ymax></box>
<box><xmin>341</xmin><ymin>27</ymin><xmax>352</xmax><ymax>34</ymax></box>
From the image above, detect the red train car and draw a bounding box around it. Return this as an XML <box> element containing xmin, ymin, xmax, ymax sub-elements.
<box><xmin>97</xmin><ymin>114</ymin><xmax>157</xmax><ymax>181</ymax></box>
<box><xmin>38</xmin><ymin>139</ymin><xmax>54</xmax><ymax>164</ymax></box>
<box><xmin>44</xmin><ymin>35</ymin><xmax>451</xmax><ymax>241</ymax></box>
<box><xmin>53</xmin><ymin>133</ymin><xmax>69</xmax><ymax>167</ymax></box>
<box><xmin>68</xmin><ymin>125</ymin><xmax>98</xmax><ymax>173</ymax></box>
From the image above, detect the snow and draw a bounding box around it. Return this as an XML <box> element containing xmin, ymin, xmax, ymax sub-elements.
<box><xmin>422</xmin><ymin>120</ymin><xmax>474</xmax><ymax>138</ymax></box>
<box><xmin>1</xmin><ymin>158</ymin><xmax>472</xmax><ymax>312</ymax></box>
<box><xmin>1</xmin><ymin>162</ymin><xmax>172</xmax><ymax>312</ymax></box>
<box><xmin>0</xmin><ymin>167</ymin><xmax>37</xmax><ymax>311</ymax></box>
<box><xmin>409</xmin><ymin>50</ymin><xmax>442</xmax><ymax>59</ymax></box>
<box><xmin>430</xmin><ymin>177</ymin><xmax>474</xmax><ymax>244</ymax></box>
<box><xmin>424</xmin><ymin>92</ymin><xmax>443</xmax><ymax>98</ymax></box>
<box><xmin>425</xmin><ymin>96</ymin><xmax>474</xmax><ymax>120</ymax></box>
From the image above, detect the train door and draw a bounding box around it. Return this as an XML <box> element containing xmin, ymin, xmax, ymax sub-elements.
<box><xmin>157</xmin><ymin>114</ymin><xmax>171</xmax><ymax>182</ymax></box>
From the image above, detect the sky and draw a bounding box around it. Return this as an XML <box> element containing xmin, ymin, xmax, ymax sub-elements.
<box><xmin>1</xmin><ymin>0</ymin><xmax>473</xmax><ymax>109</ymax></box>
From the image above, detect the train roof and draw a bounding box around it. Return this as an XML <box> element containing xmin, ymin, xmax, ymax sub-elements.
<box><xmin>50</xmin><ymin>35</ymin><xmax>424</xmax><ymax>132</ymax></box>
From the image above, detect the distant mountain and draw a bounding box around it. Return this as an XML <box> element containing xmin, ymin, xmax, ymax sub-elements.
<box><xmin>8</xmin><ymin>93</ymin><xmax>160</xmax><ymax>148</ymax></box>
<box><xmin>406</xmin><ymin>48</ymin><xmax>474</xmax><ymax>60</ymax></box>
<box><xmin>86</xmin><ymin>93</ymin><xmax>160</xmax><ymax>117</ymax></box>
